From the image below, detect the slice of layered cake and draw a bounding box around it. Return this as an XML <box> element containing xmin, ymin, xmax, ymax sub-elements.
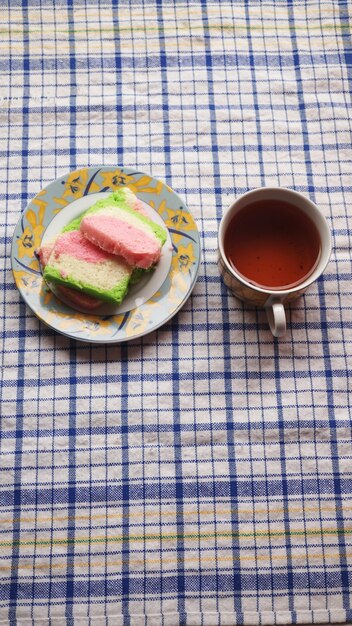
<box><xmin>42</xmin><ymin>230</ymin><xmax>133</xmax><ymax>305</ymax></box>
<box><xmin>78</xmin><ymin>189</ymin><xmax>167</xmax><ymax>269</ymax></box>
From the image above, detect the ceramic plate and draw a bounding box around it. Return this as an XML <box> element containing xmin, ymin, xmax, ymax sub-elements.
<box><xmin>11</xmin><ymin>166</ymin><xmax>201</xmax><ymax>343</ymax></box>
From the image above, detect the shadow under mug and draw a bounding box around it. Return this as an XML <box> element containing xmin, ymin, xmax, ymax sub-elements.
<box><xmin>218</xmin><ymin>187</ymin><xmax>332</xmax><ymax>337</ymax></box>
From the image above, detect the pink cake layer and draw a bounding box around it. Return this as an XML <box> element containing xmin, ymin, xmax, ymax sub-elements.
<box><xmin>54</xmin><ymin>230</ymin><xmax>117</xmax><ymax>263</ymax></box>
<box><xmin>80</xmin><ymin>213</ymin><xmax>161</xmax><ymax>269</ymax></box>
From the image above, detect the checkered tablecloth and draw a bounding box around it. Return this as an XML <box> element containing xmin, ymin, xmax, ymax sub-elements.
<box><xmin>1</xmin><ymin>1</ymin><xmax>352</xmax><ymax>624</ymax></box>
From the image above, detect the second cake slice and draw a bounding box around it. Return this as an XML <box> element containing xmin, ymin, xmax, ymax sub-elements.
<box><xmin>78</xmin><ymin>189</ymin><xmax>167</xmax><ymax>269</ymax></box>
<box><xmin>43</xmin><ymin>230</ymin><xmax>133</xmax><ymax>305</ymax></box>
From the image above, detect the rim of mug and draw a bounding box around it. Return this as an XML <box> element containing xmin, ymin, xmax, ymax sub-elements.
<box><xmin>218</xmin><ymin>186</ymin><xmax>332</xmax><ymax>296</ymax></box>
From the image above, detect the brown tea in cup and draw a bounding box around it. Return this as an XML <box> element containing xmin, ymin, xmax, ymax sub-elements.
<box><xmin>218</xmin><ymin>187</ymin><xmax>331</xmax><ymax>336</ymax></box>
<box><xmin>223</xmin><ymin>198</ymin><xmax>321</xmax><ymax>290</ymax></box>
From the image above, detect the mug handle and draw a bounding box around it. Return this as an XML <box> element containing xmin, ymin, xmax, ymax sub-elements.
<box><xmin>265</xmin><ymin>300</ymin><xmax>286</xmax><ymax>337</ymax></box>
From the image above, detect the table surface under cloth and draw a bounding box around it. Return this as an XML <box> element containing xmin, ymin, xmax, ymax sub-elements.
<box><xmin>0</xmin><ymin>1</ymin><xmax>352</xmax><ymax>624</ymax></box>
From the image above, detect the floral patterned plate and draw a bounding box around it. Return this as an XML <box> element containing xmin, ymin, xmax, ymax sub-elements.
<box><xmin>11</xmin><ymin>167</ymin><xmax>201</xmax><ymax>343</ymax></box>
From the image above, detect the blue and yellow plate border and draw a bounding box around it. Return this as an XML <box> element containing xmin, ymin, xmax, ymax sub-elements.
<box><xmin>11</xmin><ymin>166</ymin><xmax>201</xmax><ymax>343</ymax></box>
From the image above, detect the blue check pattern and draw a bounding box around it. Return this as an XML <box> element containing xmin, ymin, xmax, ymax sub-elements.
<box><xmin>1</xmin><ymin>1</ymin><xmax>352</xmax><ymax>624</ymax></box>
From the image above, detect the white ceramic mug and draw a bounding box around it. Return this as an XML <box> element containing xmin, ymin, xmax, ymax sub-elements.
<box><xmin>218</xmin><ymin>187</ymin><xmax>332</xmax><ymax>337</ymax></box>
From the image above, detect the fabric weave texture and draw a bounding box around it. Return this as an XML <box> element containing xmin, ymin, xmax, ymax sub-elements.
<box><xmin>0</xmin><ymin>1</ymin><xmax>351</xmax><ymax>624</ymax></box>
